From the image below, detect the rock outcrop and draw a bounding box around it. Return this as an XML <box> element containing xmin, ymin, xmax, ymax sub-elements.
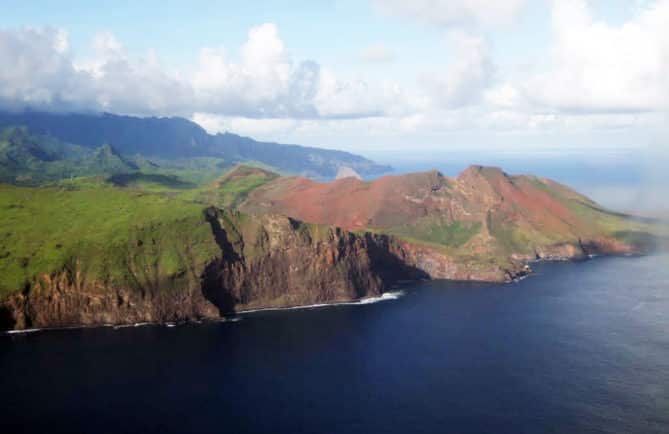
<box><xmin>239</xmin><ymin>165</ymin><xmax>657</xmax><ymax>267</ymax></box>
<box><xmin>1</xmin><ymin>268</ymin><xmax>218</xmax><ymax>330</ymax></box>
<box><xmin>0</xmin><ymin>209</ymin><xmax>428</xmax><ymax>331</ymax></box>
<box><xmin>1</xmin><ymin>164</ymin><xmax>661</xmax><ymax>331</ymax></box>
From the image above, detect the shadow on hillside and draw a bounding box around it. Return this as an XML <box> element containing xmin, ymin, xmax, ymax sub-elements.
<box><xmin>107</xmin><ymin>173</ymin><xmax>195</xmax><ymax>189</ymax></box>
<box><xmin>200</xmin><ymin>207</ymin><xmax>240</xmax><ymax>315</ymax></box>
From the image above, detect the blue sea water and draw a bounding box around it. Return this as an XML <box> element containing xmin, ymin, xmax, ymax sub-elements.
<box><xmin>1</xmin><ymin>255</ymin><xmax>668</xmax><ymax>434</ymax></box>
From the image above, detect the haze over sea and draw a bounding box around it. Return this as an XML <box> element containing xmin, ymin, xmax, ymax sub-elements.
<box><xmin>2</xmin><ymin>255</ymin><xmax>668</xmax><ymax>434</ymax></box>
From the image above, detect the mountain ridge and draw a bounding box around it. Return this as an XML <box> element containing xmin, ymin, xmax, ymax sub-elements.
<box><xmin>0</xmin><ymin>110</ymin><xmax>391</xmax><ymax>178</ymax></box>
<box><xmin>0</xmin><ymin>163</ymin><xmax>665</xmax><ymax>331</ymax></box>
<box><xmin>237</xmin><ymin>164</ymin><xmax>662</xmax><ymax>264</ymax></box>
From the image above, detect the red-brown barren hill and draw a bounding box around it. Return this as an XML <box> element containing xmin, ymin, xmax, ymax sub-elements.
<box><xmin>239</xmin><ymin>165</ymin><xmax>655</xmax><ymax>278</ymax></box>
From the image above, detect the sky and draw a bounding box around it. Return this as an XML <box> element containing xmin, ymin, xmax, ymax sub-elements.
<box><xmin>1</xmin><ymin>0</ymin><xmax>668</xmax><ymax>205</ymax></box>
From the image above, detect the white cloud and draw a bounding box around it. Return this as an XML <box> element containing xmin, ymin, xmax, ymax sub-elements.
<box><xmin>0</xmin><ymin>4</ymin><xmax>667</xmax><ymax>154</ymax></box>
<box><xmin>81</xmin><ymin>33</ymin><xmax>192</xmax><ymax>115</ymax></box>
<box><xmin>0</xmin><ymin>27</ymin><xmax>96</xmax><ymax>111</ymax></box>
<box><xmin>191</xmin><ymin>23</ymin><xmax>406</xmax><ymax>119</ymax></box>
<box><xmin>358</xmin><ymin>43</ymin><xmax>396</xmax><ymax>63</ymax></box>
<box><xmin>192</xmin><ymin>112</ymin><xmax>298</xmax><ymax>138</ymax></box>
<box><xmin>0</xmin><ymin>24</ymin><xmax>406</xmax><ymax>120</ymax></box>
<box><xmin>192</xmin><ymin>23</ymin><xmax>302</xmax><ymax>116</ymax></box>
<box><xmin>0</xmin><ymin>27</ymin><xmax>192</xmax><ymax>115</ymax></box>
<box><xmin>484</xmin><ymin>83</ymin><xmax>524</xmax><ymax>110</ymax></box>
<box><xmin>373</xmin><ymin>0</ymin><xmax>527</xmax><ymax>27</ymax></box>
<box><xmin>421</xmin><ymin>31</ymin><xmax>494</xmax><ymax>108</ymax></box>
<box><xmin>525</xmin><ymin>0</ymin><xmax>669</xmax><ymax>113</ymax></box>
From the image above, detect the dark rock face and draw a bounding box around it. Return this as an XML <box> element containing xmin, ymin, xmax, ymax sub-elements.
<box><xmin>0</xmin><ymin>209</ymin><xmax>427</xmax><ymax>331</ymax></box>
<box><xmin>1</xmin><ymin>265</ymin><xmax>219</xmax><ymax>331</ymax></box>
<box><xmin>0</xmin><ymin>207</ymin><xmax>650</xmax><ymax>332</ymax></box>
<box><xmin>199</xmin><ymin>208</ymin><xmax>429</xmax><ymax>314</ymax></box>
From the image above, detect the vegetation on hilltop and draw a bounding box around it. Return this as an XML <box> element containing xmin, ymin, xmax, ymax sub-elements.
<box><xmin>182</xmin><ymin>165</ymin><xmax>280</xmax><ymax>208</ymax></box>
<box><xmin>0</xmin><ymin>182</ymin><xmax>219</xmax><ymax>299</ymax></box>
<box><xmin>2</xmin><ymin>111</ymin><xmax>665</xmax><ymax>331</ymax></box>
<box><xmin>1</xmin><ymin>152</ymin><xmax>666</xmax><ymax>311</ymax></box>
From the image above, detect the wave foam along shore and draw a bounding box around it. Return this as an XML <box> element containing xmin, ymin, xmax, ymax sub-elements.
<box><xmin>2</xmin><ymin>292</ymin><xmax>405</xmax><ymax>335</ymax></box>
<box><xmin>238</xmin><ymin>291</ymin><xmax>405</xmax><ymax>315</ymax></box>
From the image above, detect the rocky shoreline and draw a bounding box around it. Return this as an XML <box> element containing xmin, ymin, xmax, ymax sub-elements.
<box><xmin>0</xmin><ymin>227</ymin><xmax>643</xmax><ymax>332</ymax></box>
<box><xmin>1</xmin><ymin>203</ymin><xmax>657</xmax><ymax>332</ymax></box>
<box><xmin>2</xmin><ymin>248</ymin><xmax>648</xmax><ymax>335</ymax></box>
<box><xmin>3</xmin><ymin>291</ymin><xmax>409</xmax><ymax>335</ymax></box>
<box><xmin>2</xmin><ymin>162</ymin><xmax>662</xmax><ymax>332</ymax></box>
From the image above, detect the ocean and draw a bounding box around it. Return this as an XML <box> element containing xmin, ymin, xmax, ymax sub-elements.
<box><xmin>2</xmin><ymin>255</ymin><xmax>668</xmax><ymax>434</ymax></box>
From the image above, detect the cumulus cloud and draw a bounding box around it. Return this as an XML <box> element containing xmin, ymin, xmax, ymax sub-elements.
<box><xmin>373</xmin><ymin>0</ymin><xmax>527</xmax><ymax>27</ymax></box>
<box><xmin>0</xmin><ymin>27</ymin><xmax>96</xmax><ymax>111</ymax></box>
<box><xmin>421</xmin><ymin>31</ymin><xmax>494</xmax><ymax>108</ymax></box>
<box><xmin>0</xmin><ymin>23</ymin><xmax>406</xmax><ymax>120</ymax></box>
<box><xmin>484</xmin><ymin>83</ymin><xmax>524</xmax><ymax>110</ymax></box>
<box><xmin>525</xmin><ymin>0</ymin><xmax>669</xmax><ymax>113</ymax></box>
<box><xmin>1</xmin><ymin>2</ymin><xmax>667</xmax><ymax>151</ymax></box>
<box><xmin>79</xmin><ymin>32</ymin><xmax>192</xmax><ymax>115</ymax></box>
<box><xmin>193</xmin><ymin>25</ymin><xmax>409</xmax><ymax>118</ymax></box>
<box><xmin>192</xmin><ymin>23</ymin><xmax>311</xmax><ymax>117</ymax></box>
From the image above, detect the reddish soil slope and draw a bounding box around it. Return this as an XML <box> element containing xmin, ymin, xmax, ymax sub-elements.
<box><xmin>239</xmin><ymin>165</ymin><xmax>641</xmax><ymax>261</ymax></box>
<box><xmin>242</xmin><ymin>165</ymin><xmax>588</xmax><ymax>231</ymax></box>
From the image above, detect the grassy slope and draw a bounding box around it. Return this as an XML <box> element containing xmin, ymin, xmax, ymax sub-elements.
<box><xmin>131</xmin><ymin>156</ymin><xmax>229</xmax><ymax>187</ymax></box>
<box><xmin>391</xmin><ymin>219</ymin><xmax>482</xmax><ymax>249</ymax></box>
<box><xmin>178</xmin><ymin>165</ymin><xmax>280</xmax><ymax>208</ymax></box>
<box><xmin>0</xmin><ymin>181</ymin><xmax>220</xmax><ymax>299</ymax></box>
<box><xmin>0</xmin><ymin>165</ymin><xmax>284</xmax><ymax>300</ymax></box>
<box><xmin>502</xmin><ymin>177</ymin><xmax>665</xmax><ymax>256</ymax></box>
<box><xmin>2</xmin><ymin>165</ymin><xmax>666</xmax><ymax>300</ymax></box>
<box><xmin>0</xmin><ymin>125</ymin><xmax>273</xmax><ymax>188</ymax></box>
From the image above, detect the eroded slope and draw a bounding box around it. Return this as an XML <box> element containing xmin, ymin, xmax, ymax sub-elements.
<box><xmin>240</xmin><ymin>165</ymin><xmax>655</xmax><ymax>263</ymax></box>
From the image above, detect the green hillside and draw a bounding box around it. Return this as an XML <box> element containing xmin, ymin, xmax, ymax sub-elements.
<box><xmin>0</xmin><ymin>182</ymin><xmax>219</xmax><ymax>298</ymax></box>
<box><xmin>0</xmin><ymin>110</ymin><xmax>391</xmax><ymax>178</ymax></box>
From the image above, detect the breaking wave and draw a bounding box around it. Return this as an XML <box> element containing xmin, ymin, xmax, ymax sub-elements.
<box><xmin>238</xmin><ymin>291</ymin><xmax>405</xmax><ymax>315</ymax></box>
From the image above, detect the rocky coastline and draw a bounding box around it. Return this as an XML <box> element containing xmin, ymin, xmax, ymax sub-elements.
<box><xmin>0</xmin><ymin>207</ymin><xmax>646</xmax><ymax>332</ymax></box>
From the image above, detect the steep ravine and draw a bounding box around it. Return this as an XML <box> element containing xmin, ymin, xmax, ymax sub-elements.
<box><xmin>0</xmin><ymin>207</ymin><xmax>645</xmax><ymax>331</ymax></box>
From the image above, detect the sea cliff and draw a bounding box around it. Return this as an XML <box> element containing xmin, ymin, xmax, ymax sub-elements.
<box><xmin>1</xmin><ymin>165</ymin><xmax>662</xmax><ymax>331</ymax></box>
<box><xmin>2</xmin><ymin>207</ymin><xmax>644</xmax><ymax>331</ymax></box>
<box><xmin>1</xmin><ymin>208</ymin><xmax>425</xmax><ymax>330</ymax></box>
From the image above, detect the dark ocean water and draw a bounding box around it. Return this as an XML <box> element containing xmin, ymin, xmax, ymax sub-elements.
<box><xmin>2</xmin><ymin>255</ymin><xmax>668</xmax><ymax>434</ymax></box>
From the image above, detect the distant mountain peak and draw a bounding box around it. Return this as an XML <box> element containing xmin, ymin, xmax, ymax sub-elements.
<box><xmin>88</xmin><ymin>143</ymin><xmax>138</xmax><ymax>171</ymax></box>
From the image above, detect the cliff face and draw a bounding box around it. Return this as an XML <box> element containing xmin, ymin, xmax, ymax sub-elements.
<box><xmin>1</xmin><ymin>165</ymin><xmax>661</xmax><ymax>331</ymax></box>
<box><xmin>0</xmin><ymin>204</ymin><xmax>648</xmax><ymax>331</ymax></box>
<box><xmin>9</xmin><ymin>218</ymin><xmax>622</xmax><ymax>331</ymax></box>
<box><xmin>393</xmin><ymin>240</ymin><xmax>529</xmax><ymax>282</ymax></box>
<box><xmin>1</xmin><ymin>268</ymin><xmax>218</xmax><ymax>330</ymax></box>
<box><xmin>0</xmin><ymin>209</ymin><xmax>427</xmax><ymax>331</ymax></box>
<box><xmin>200</xmin><ymin>208</ymin><xmax>389</xmax><ymax>313</ymax></box>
